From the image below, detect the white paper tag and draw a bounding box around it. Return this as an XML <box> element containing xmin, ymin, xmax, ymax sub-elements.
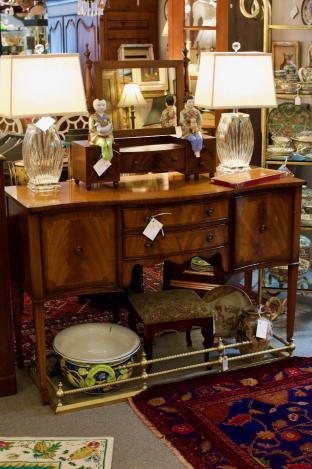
<box><xmin>34</xmin><ymin>116</ymin><xmax>56</xmax><ymax>132</ymax></box>
<box><xmin>93</xmin><ymin>158</ymin><xmax>112</xmax><ymax>176</ymax></box>
<box><xmin>256</xmin><ymin>318</ymin><xmax>269</xmax><ymax>339</ymax></box>
<box><xmin>143</xmin><ymin>217</ymin><xmax>163</xmax><ymax>241</ymax></box>
<box><xmin>175</xmin><ymin>126</ymin><xmax>183</xmax><ymax>138</ymax></box>
<box><xmin>295</xmin><ymin>95</ymin><xmax>301</xmax><ymax>106</ymax></box>
<box><xmin>222</xmin><ymin>356</ymin><xmax>228</xmax><ymax>371</ymax></box>
<box><xmin>212</xmin><ymin>315</ymin><xmax>216</xmax><ymax>336</ymax></box>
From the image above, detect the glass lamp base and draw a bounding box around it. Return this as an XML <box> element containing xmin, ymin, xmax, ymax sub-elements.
<box><xmin>216</xmin><ymin>112</ymin><xmax>254</xmax><ymax>172</ymax></box>
<box><xmin>23</xmin><ymin>123</ymin><xmax>63</xmax><ymax>193</ymax></box>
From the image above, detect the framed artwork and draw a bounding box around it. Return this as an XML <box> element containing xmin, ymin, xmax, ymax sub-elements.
<box><xmin>101</xmin><ymin>70</ymin><xmax>123</xmax><ymax>129</ymax></box>
<box><xmin>301</xmin><ymin>0</ymin><xmax>312</xmax><ymax>25</ymax></box>
<box><xmin>132</xmin><ymin>67</ymin><xmax>168</xmax><ymax>92</ymax></box>
<box><xmin>271</xmin><ymin>41</ymin><xmax>300</xmax><ymax>71</ymax></box>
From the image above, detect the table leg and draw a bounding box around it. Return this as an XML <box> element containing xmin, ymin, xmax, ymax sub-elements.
<box><xmin>33</xmin><ymin>300</ymin><xmax>49</xmax><ymax>405</ymax></box>
<box><xmin>244</xmin><ymin>270</ymin><xmax>253</xmax><ymax>296</ymax></box>
<box><xmin>11</xmin><ymin>283</ymin><xmax>24</xmax><ymax>369</ymax></box>
<box><xmin>287</xmin><ymin>264</ymin><xmax>298</xmax><ymax>342</ymax></box>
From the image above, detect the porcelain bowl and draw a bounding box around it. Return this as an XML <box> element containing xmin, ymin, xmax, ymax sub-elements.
<box><xmin>53</xmin><ymin>323</ymin><xmax>140</xmax><ymax>392</ymax></box>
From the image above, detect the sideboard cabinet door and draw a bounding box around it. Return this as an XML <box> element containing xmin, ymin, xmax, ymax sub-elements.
<box><xmin>233</xmin><ymin>191</ymin><xmax>294</xmax><ymax>270</ymax></box>
<box><xmin>40</xmin><ymin>209</ymin><xmax>117</xmax><ymax>293</ymax></box>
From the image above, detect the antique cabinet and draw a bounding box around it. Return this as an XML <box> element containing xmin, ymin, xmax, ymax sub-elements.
<box><xmin>46</xmin><ymin>0</ymin><xmax>158</xmax><ymax>63</ymax></box>
<box><xmin>0</xmin><ymin>156</ymin><xmax>16</xmax><ymax>397</ymax></box>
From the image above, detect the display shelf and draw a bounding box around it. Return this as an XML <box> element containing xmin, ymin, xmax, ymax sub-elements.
<box><xmin>263</xmin><ymin>266</ymin><xmax>312</xmax><ymax>292</ymax></box>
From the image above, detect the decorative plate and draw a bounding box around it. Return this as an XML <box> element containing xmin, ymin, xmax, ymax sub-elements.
<box><xmin>202</xmin><ymin>285</ymin><xmax>253</xmax><ymax>338</ymax></box>
<box><xmin>266</xmin><ymin>145</ymin><xmax>294</xmax><ymax>156</ymax></box>
<box><xmin>267</xmin><ymin>103</ymin><xmax>312</xmax><ymax>138</ymax></box>
<box><xmin>301</xmin><ymin>0</ymin><xmax>312</xmax><ymax>25</ymax></box>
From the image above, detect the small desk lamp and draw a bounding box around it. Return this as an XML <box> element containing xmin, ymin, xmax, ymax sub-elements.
<box><xmin>118</xmin><ymin>83</ymin><xmax>146</xmax><ymax>129</ymax></box>
<box><xmin>194</xmin><ymin>42</ymin><xmax>276</xmax><ymax>172</ymax></box>
<box><xmin>0</xmin><ymin>53</ymin><xmax>87</xmax><ymax>191</ymax></box>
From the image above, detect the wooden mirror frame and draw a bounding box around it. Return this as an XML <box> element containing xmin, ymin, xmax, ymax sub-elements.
<box><xmin>93</xmin><ymin>59</ymin><xmax>185</xmax><ymax>137</ymax></box>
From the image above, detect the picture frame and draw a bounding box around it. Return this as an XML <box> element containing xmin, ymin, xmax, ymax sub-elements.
<box><xmin>271</xmin><ymin>41</ymin><xmax>300</xmax><ymax>71</ymax></box>
<box><xmin>132</xmin><ymin>67</ymin><xmax>168</xmax><ymax>92</ymax></box>
<box><xmin>301</xmin><ymin>0</ymin><xmax>312</xmax><ymax>25</ymax></box>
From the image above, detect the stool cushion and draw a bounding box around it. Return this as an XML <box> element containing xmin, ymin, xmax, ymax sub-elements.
<box><xmin>128</xmin><ymin>289</ymin><xmax>213</xmax><ymax>324</ymax></box>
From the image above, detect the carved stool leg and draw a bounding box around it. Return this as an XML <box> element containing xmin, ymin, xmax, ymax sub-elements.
<box><xmin>201</xmin><ymin>319</ymin><xmax>215</xmax><ymax>363</ymax></box>
<box><xmin>186</xmin><ymin>327</ymin><xmax>192</xmax><ymax>346</ymax></box>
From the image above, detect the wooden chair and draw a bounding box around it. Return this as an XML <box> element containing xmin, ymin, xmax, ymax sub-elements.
<box><xmin>127</xmin><ymin>288</ymin><xmax>214</xmax><ymax>367</ymax></box>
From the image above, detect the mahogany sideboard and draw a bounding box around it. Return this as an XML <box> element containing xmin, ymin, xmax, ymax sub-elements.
<box><xmin>0</xmin><ymin>156</ymin><xmax>16</xmax><ymax>397</ymax></box>
<box><xmin>5</xmin><ymin>172</ymin><xmax>303</xmax><ymax>405</ymax></box>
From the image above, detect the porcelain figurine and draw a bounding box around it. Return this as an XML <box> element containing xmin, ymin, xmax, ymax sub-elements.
<box><xmin>180</xmin><ymin>95</ymin><xmax>203</xmax><ymax>158</ymax></box>
<box><xmin>89</xmin><ymin>98</ymin><xmax>114</xmax><ymax>160</ymax></box>
<box><xmin>160</xmin><ymin>95</ymin><xmax>177</xmax><ymax>128</ymax></box>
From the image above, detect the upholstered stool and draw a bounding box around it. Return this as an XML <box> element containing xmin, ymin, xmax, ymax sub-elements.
<box><xmin>128</xmin><ymin>289</ymin><xmax>215</xmax><ymax>365</ymax></box>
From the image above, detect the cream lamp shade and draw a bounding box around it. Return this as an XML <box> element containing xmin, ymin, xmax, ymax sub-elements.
<box><xmin>0</xmin><ymin>54</ymin><xmax>87</xmax><ymax>118</ymax></box>
<box><xmin>0</xmin><ymin>54</ymin><xmax>87</xmax><ymax>192</ymax></box>
<box><xmin>194</xmin><ymin>48</ymin><xmax>277</xmax><ymax>172</ymax></box>
<box><xmin>194</xmin><ymin>51</ymin><xmax>276</xmax><ymax>110</ymax></box>
<box><xmin>118</xmin><ymin>83</ymin><xmax>146</xmax><ymax>108</ymax></box>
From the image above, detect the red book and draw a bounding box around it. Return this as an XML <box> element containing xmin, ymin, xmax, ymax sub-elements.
<box><xmin>212</xmin><ymin>167</ymin><xmax>287</xmax><ymax>189</ymax></box>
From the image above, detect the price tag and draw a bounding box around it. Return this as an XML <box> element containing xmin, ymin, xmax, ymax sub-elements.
<box><xmin>34</xmin><ymin>116</ymin><xmax>56</xmax><ymax>132</ymax></box>
<box><xmin>212</xmin><ymin>315</ymin><xmax>216</xmax><ymax>336</ymax></box>
<box><xmin>256</xmin><ymin>318</ymin><xmax>269</xmax><ymax>339</ymax></box>
<box><xmin>175</xmin><ymin>126</ymin><xmax>183</xmax><ymax>138</ymax></box>
<box><xmin>93</xmin><ymin>158</ymin><xmax>112</xmax><ymax>176</ymax></box>
<box><xmin>143</xmin><ymin>217</ymin><xmax>163</xmax><ymax>241</ymax></box>
<box><xmin>222</xmin><ymin>356</ymin><xmax>229</xmax><ymax>371</ymax></box>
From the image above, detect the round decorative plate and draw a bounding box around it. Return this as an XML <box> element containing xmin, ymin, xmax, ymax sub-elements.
<box><xmin>267</xmin><ymin>103</ymin><xmax>312</xmax><ymax>138</ymax></box>
<box><xmin>301</xmin><ymin>0</ymin><xmax>312</xmax><ymax>25</ymax></box>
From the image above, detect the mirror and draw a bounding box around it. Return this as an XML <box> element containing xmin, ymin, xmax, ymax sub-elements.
<box><xmin>94</xmin><ymin>60</ymin><xmax>185</xmax><ymax>135</ymax></box>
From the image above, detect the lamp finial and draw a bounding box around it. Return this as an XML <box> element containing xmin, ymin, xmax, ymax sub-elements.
<box><xmin>232</xmin><ymin>42</ymin><xmax>241</xmax><ymax>53</ymax></box>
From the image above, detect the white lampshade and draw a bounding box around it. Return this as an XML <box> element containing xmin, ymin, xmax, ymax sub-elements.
<box><xmin>118</xmin><ymin>83</ymin><xmax>146</xmax><ymax>108</ymax></box>
<box><xmin>0</xmin><ymin>54</ymin><xmax>87</xmax><ymax>118</ymax></box>
<box><xmin>194</xmin><ymin>51</ymin><xmax>277</xmax><ymax>110</ymax></box>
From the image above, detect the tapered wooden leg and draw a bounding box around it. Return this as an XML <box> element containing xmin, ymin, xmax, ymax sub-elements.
<box><xmin>287</xmin><ymin>264</ymin><xmax>298</xmax><ymax>342</ymax></box>
<box><xmin>33</xmin><ymin>300</ymin><xmax>49</xmax><ymax>405</ymax></box>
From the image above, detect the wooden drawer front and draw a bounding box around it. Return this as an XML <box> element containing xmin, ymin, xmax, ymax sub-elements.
<box><xmin>41</xmin><ymin>210</ymin><xmax>116</xmax><ymax>292</ymax></box>
<box><xmin>187</xmin><ymin>137</ymin><xmax>216</xmax><ymax>174</ymax></box>
<box><xmin>120</xmin><ymin>149</ymin><xmax>185</xmax><ymax>173</ymax></box>
<box><xmin>123</xmin><ymin>200</ymin><xmax>229</xmax><ymax>229</ymax></box>
<box><xmin>233</xmin><ymin>191</ymin><xmax>293</xmax><ymax>269</ymax></box>
<box><xmin>124</xmin><ymin>225</ymin><xmax>228</xmax><ymax>259</ymax></box>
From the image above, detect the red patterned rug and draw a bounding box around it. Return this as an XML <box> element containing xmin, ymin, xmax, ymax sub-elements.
<box><xmin>130</xmin><ymin>356</ymin><xmax>312</xmax><ymax>469</ymax></box>
<box><xmin>21</xmin><ymin>265</ymin><xmax>162</xmax><ymax>359</ymax></box>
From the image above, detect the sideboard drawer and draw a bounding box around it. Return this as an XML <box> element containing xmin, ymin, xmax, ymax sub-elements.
<box><xmin>40</xmin><ymin>210</ymin><xmax>117</xmax><ymax>292</ymax></box>
<box><xmin>123</xmin><ymin>200</ymin><xmax>229</xmax><ymax>229</ymax></box>
<box><xmin>123</xmin><ymin>225</ymin><xmax>228</xmax><ymax>259</ymax></box>
<box><xmin>120</xmin><ymin>148</ymin><xmax>185</xmax><ymax>173</ymax></box>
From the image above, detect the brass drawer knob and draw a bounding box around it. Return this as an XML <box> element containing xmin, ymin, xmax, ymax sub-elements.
<box><xmin>206</xmin><ymin>233</ymin><xmax>214</xmax><ymax>242</ymax></box>
<box><xmin>74</xmin><ymin>246</ymin><xmax>84</xmax><ymax>256</ymax></box>
<box><xmin>144</xmin><ymin>242</ymin><xmax>153</xmax><ymax>248</ymax></box>
<box><xmin>259</xmin><ymin>224</ymin><xmax>268</xmax><ymax>233</ymax></box>
<box><xmin>206</xmin><ymin>207</ymin><xmax>214</xmax><ymax>216</ymax></box>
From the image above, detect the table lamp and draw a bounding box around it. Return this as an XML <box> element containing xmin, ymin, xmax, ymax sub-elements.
<box><xmin>118</xmin><ymin>83</ymin><xmax>146</xmax><ymax>129</ymax></box>
<box><xmin>194</xmin><ymin>43</ymin><xmax>277</xmax><ymax>172</ymax></box>
<box><xmin>0</xmin><ymin>53</ymin><xmax>87</xmax><ymax>191</ymax></box>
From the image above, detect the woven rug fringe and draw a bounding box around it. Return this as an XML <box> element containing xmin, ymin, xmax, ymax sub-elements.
<box><xmin>128</xmin><ymin>398</ymin><xmax>194</xmax><ymax>469</ymax></box>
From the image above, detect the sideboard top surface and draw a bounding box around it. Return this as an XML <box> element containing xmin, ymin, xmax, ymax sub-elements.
<box><xmin>5</xmin><ymin>172</ymin><xmax>303</xmax><ymax>212</ymax></box>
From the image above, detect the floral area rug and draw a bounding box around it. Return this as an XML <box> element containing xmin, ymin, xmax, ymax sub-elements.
<box><xmin>130</xmin><ymin>356</ymin><xmax>312</xmax><ymax>469</ymax></box>
<box><xmin>21</xmin><ymin>265</ymin><xmax>162</xmax><ymax>360</ymax></box>
<box><xmin>0</xmin><ymin>437</ymin><xmax>113</xmax><ymax>469</ymax></box>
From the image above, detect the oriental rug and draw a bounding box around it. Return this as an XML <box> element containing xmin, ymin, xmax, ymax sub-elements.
<box><xmin>129</xmin><ymin>356</ymin><xmax>312</xmax><ymax>469</ymax></box>
<box><xmin>0</xmin><ymin>437</ymin><xmax>113</xmax><ymax>469</ymax></box>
